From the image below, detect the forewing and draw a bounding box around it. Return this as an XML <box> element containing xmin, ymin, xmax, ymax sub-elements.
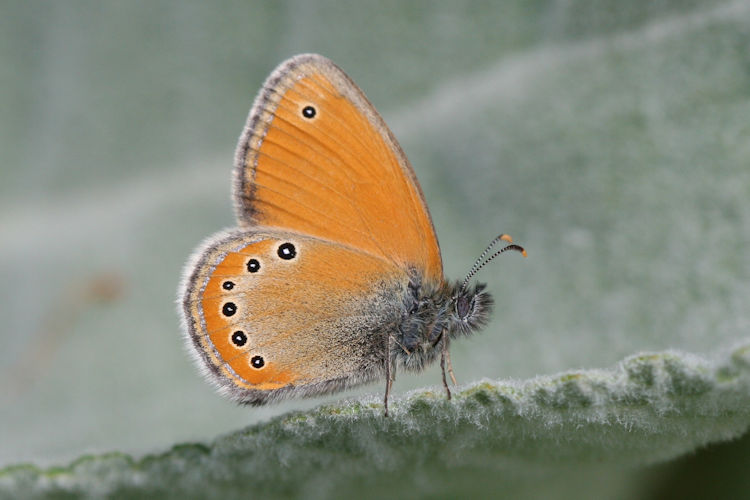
<box><xmin>234</xmin><ymin>54</ymin><xmax>443</xmax><ymax>284</ymax></box>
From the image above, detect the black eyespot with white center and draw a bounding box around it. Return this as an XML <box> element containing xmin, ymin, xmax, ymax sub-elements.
<box><xmin>222</xmin><ymin>302</ymin><xmax>237</xmax><ymax>317</ymax></box>
<box><xmin>222</xmin><ymin>281</ymin><xmax>234</xmax><ymax>290</ymax></box>
<box><xmin>302</xmin><ymin>105</ymin><xmax>316</xmax><ymax>119</ymax></box>
<box><xmin>246</xmin><ymin>258</ymin><xmax>260</xmax><ymax>273</ymax></box>
<box><xmin>251</xmin><ymin>355</ymin><xmax>265</xmax><ymax>369</ymax></box>
<box><xmin>231</xmin><ymin>330</ymin><xmax>247</xmax><ymax>347</ymax></box>
<box><xmin>277</xmin><ymin>242</ymin><xmax>296</xmax><ymax>260</ymax></box>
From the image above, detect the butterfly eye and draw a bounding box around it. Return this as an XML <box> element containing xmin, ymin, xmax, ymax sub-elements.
<box><xmin>250</xmin><ymin>355</ymin><xmax>265</xmax><ymax>369</ymax></box>
<box><xmin>222</xmin><ymin>302</ymin><xmax>237</xmax><ymax>317</ymax></box>
<box><xmin>231</xmin><ymin>330</ymin><xmax>247</xmax><ymax>347</ymax></box>
<box><xmin>246</xmin><ymin>258</ymin><xmax>260</xmax><ymax>273</ymax></box>
<box><xmin>301</xmin><ymin>105</ymin><xmax>316</xmax><ymax>119</ymax></box>
<box><xmin>456</xmin><ymin>296</ymin><xmax>471</xmax><ymax>319</ymax></box>
<box><xmin>277</xmin><ymin>242</ymin><xmax>296</xmax><ymax>260</ymax></box>
<box><xmin>222</xmin><ymin>281</ymin><xmax>234</xmax><ymax>290</ymax></box>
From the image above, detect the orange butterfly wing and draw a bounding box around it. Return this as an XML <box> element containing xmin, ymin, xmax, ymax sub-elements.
<box><xmin>233</xmin><ymin>54</ymin><xmax>443</xmax><ymax>283</ymax></box>
<box><xmin>182</xmin><ymin>229</ymin><xmax>407</xmax><ymax>404</ymax></box>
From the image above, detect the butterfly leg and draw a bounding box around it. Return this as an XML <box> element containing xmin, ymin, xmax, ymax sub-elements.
<box><xmin>384</xmin><ymin>335</ymin><xmax>395</xmax><ymax>417</ymax></box>
<box><xmin>440</xmin><ymin>337</ymin><xmax>452</xmax><ymax>400</ymax></box>
<box><xmin>445</xmin><ymin>347</ymin><xmax>457</xmax><ymax>385</ymax></box>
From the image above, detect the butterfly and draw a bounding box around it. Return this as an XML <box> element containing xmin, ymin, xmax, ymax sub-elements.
<box><xmin>179</xmin><ymin>54</ymin><xmax>525</xmax><ymax>416</ymax></box>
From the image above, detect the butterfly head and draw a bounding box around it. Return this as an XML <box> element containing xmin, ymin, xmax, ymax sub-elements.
<box><xmin>446</xmin><ymin>234</ymin><xmax>527</xmax><ymax>339</ymax></box>
<box><xmin>447</xmin><ymin>281</ymin><xmax>494</xmax><ymax>338</ymax></box>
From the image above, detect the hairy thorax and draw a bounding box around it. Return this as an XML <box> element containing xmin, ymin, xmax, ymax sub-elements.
<box><xmin>390</xmin><ymin>275</ymin><xmax>494</xmax><ymax>373</ymax></box>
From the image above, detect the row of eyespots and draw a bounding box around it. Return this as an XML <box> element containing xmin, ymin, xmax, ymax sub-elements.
<box><xmin>220</xmin><ymin>242</ymin><xmax>297</xmax><ymax>293</ymax></box>
<box><xmin>216</xmin><ymin>242</ymin><xmax>298</xmax><ymax>371</ymax></box>
<box><xmin>228</xmin><ymin>331</ymin><xmax>264</xmax><ymax>369</ymax></box>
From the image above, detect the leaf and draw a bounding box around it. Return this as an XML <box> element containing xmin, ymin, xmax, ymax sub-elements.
<box><xmin>2</xmin><ymin>343</ymin><xmax>749</xmax><ymax>499</ymax></box>
<box><xmin>2</xmin><ymin>1</ymin><xmax>750</xmax><ymax>498</ymax></box>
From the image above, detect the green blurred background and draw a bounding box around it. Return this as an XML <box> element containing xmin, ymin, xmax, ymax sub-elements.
<box><xmin>1</xmin><ymin>1</ymin><xmax>749</xmax><ymax>498</ymax></box>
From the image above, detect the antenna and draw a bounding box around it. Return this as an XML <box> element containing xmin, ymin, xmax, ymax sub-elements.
<box><xmin>460</xmin><ymin>234</ymin><xmax>526</xmax><ymax>291</ymax></box>
<box><xmin>465</xmin><ymin>234</ymin><xmax>513</xmax><ymax>279</ymax></box>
